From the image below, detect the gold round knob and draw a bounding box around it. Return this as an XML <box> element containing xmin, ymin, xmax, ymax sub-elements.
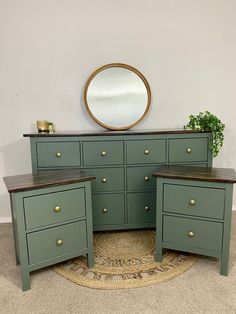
<box><xmin>186</xmin><ymin>148</ymin><xmax>192</xmax><ymax>153</ymax></box>
<box><xmin>56</xmin><ymin>152</ymin><xmax>62</xmax><ymax>158</ymax></box>
<box><xmin>144</xmin><ymin>149</ymin><xmax>149</xmax><ymax>155</ymax></box>
<box><xmin>56</xmin><ymin>239</ymin><xmax>63</xmax><ymax>246</ymax></box>
<box><xmin>144</xmin><ymin>206</ymin><xmax>149</xmax><ymax>211</ymax></box>
<box><xmin>188</xmin><ymin>231</ymin><xmax>194</xmax><ymax>238</ymax></box>
<box><xmin>54</xmin><ymin>206</ymin><xmax>61</xmax><ymax>213</ymax></box>
<box><xmin>102</xmin><ymin>208</ymin><xmax>108</xmax><ymax>213</ymax></box>
<box><xmin>144</xmin><ymin>176</ymin><xmax>149</xmax><ymax>181</ymax></box>
<box><xmin>102</xmin><ymin>177</ymin><xmax>107</xmax><ymax>183</ymax></box>
<box><xmin>190</xmin><ymin>199</ymin><xmax>196</xmax><ymax>206</ymax></box>
<box><xmin>101</xmin><ymin>151</ymin><xmax>106</xmax><ymax>156</ymax></box>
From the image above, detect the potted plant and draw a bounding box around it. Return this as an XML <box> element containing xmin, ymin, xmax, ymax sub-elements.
<box><xmin>184</xmin><ymin>111</ymin><xmax>225</xmax><ymax>157</ymax></box>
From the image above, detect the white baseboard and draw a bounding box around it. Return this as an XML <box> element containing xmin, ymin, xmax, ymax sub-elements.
<box><xmin>0</xmin><ymin>217</ymin><xmax>12</xmax><ymax>223</ymax></box>
<box><xmin>0</xmin><ymin>206</ymin><xmax>236</xmax><ymax>224</ymax></box>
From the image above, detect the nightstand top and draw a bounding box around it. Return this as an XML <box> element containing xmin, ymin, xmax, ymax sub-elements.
<box><xmin>3</xmin><ymin>169</ymin><xmax>96</xmax><ymax>192</ymax></box>
<box><xmin>152</xmin><ymin>165</ymin><xmax>236</xmax><ymax>183</ymax></box>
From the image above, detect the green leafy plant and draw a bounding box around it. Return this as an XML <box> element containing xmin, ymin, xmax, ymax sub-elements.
<box><xmin>184</xmin><ymin>111</ymin><xmax>225</xmax><ymax>157</ymax></box>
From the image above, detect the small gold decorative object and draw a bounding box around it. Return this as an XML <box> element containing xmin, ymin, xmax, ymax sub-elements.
<box><xmin>102</xmin><ymin>208</ymin><xmax>108</xmax><ymax>213</ymax></box>
<box><xmin>144</xmin><ymin>176</ymin><xmax>149</xmax><ymax>181</ymax></box>
<box><xmin>54</xmin><ymin>206</ymin><xmax>61</xmax><ymax>213</ymax></box>
<box><xmin>186</xmin><ymin>148</ymin><xmax>192</xmax><ymax>153</ymax></box>
<box><xmin>144</xmin><ymin>206</ymin><xmax>149</xmax><ymax>211</ymax></box>
<box><xmin>144</xmin><ymin>149</ymin><xmax>150</xmax><ymax>155</ymax></box>
<box><xmin>188</xmin><ymin>231</ymin><xmax>194</xmax><ymax>238</ymax></box>
<box><xmin>190</xmin><ymin>199</ymin><xmax>196</xmax><ymax>206</ymax></box>
<box><xmin>101</xmin><ymin>151</ymin><xmax>106</xmax><ymax>156</ymax></box>
<box><xmin>36</xmin><ymin>120</ymin><xmax>48</xmax><ymax>133</ymax></box>
<box><xmin>56</xmin><ymin>239</ymin><xmax>63</xmax><ymax>246</ymax></box>
<box><xmin>47</xmin><ymin>121</ymin><xmax>55</xmax><ymax>133</ymax></box>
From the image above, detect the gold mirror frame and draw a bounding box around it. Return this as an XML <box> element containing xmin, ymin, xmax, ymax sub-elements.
<box><xmin>84</xmin><ymin>63</ymin><xmax>151</xmax><ymax>130</ymax></box>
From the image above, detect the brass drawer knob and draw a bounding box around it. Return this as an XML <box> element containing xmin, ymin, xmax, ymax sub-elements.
<box><xmin>144</xmin><ymin>149</ymin><xmax>150</xmax><ymax>155</ymax></box>
<box><xmin>144</xmin><ymin>206</ymin><xmax>149</xmax><ymax>211</ymax></box>
<box><xmin>186</xmin><ymin>148</ymin><xmax>192</xmax><ymax>153</ymax></box>
<box><xmin>102</xmin><ymin>177</ymin><xmax>107</xmax><ymax>183</ymax></box>
<box><xmin>56</xmin><ymin>239</ymin><xmax>63</xmax><ymax>246</ymax></box>
<box><xmin>190</xmin><ymin>199</ymin><xmax>196</xmax><ymax>206</ymax></box>
<box><xmin>56</xmin><ymin>152</ymin><xmax>62</xmax><ymax>158</ymax></box>
<box><xmin>144</xmin><ymin>176</ymin><xmax>149</xmax><ymax>181</ymax></box>
<box><xmin>102</xmin><ymin>208</ymin><xmax>108</xmax><ymax>213</ymax></box>
<box><xmin>54</xmin><ymin>206</ymin><xmax>61</xmax><ymax>213</ymax></box>
<box><xmin>188</xmin><ymin>231</ymin><xmax>194</xmax><ymax>238</ymax></box>
<box><xmin>101</xmin><ymin>151</ymin><xmax>106</xmax><ymax>156</ymax></box>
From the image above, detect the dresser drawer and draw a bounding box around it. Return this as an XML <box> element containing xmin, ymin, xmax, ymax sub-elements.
<box><xmin>85</xmin><ymin>167</ymin><xmax>124</xmax><ymax>192</ymax></box>
<box><xmin>37</xmin><ymin>142</ymin><xmax>80</xmax><ymax>168</ymax></box>
<box><xmin>24</xmin><ymin>188</ymin><xmax>85</xmax><ymax>229</ymax></box>
<box><xmin>127</xmin><ymin>192</ymin><xmax>156</xmax><ymax>224</ymax></box>
<box><xmin>168</xmin><ymin>138</ymin><xmax>208</xmax><ymax>163</ymax></box>
<box><xmin>83</xmin><ymin>141</ymin><xmax>123</xmax><ymax>166</ymax></box>
<box><xmin>127</xmin><ymin>166</ymin><xmax>159</xmax><ymax>191</ymax></box>
<box><xmin>127</xmin><ymin>139</ymin><xmax>166</xmax><ymax>164</ymax></box>
<box><xmin>163</xmin><ymin>184</ymin><xmax>225</xmax><ymax>219</ymax></box>
<box><xmin>92</xmin><ymin>194</ymin><xmax>125</xmax><ymax>226</ymax></box>
<box><xmin>163</xmin><ymin>215</ymin><xmax>223</xmax><ymax>252</ymax></box>
<box><xmin>27</xmin><ymin>220</ymin><xmax>87</xmax><ymax>264</ymax></box>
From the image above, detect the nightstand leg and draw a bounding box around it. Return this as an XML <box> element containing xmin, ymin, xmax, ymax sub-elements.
<box><xmin>20</xmin><ymin>266</ymin><xmax>31</xmax><ymax>291</ymax></box>
<box><xmin>87</xmin><ymin>253</ymin><xmax>94</xmax><ymax>268</ymax></box>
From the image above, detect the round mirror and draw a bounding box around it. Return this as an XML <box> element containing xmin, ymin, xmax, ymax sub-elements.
<box><xmin>84</xmin><ymin>63</ymin><xmax>151</xmax><ymax>130</ymax></box>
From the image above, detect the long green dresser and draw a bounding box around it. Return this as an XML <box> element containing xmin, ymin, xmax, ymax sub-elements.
<box><xmin>24</xmin><ymin>130</ymin><xmax>212</xmax><ymax>231</ymax></box>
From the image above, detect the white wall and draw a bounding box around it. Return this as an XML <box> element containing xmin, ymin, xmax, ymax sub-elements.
<box><xmin>1</xmin><ymin>0</ymin><xmax>236</xmax><ymax>221</ymax></box>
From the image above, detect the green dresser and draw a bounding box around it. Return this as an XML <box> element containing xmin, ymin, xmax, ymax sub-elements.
<box><xmin>153</xmin><ymin>165</ymin><xmax>236</xmax><ymax>275</ymax></box>
<box><xmin>24</xmin><ymin>130</ymin><xmax>212</xmax><ymax>231</ymax></box>
<box><xmin>3</xmin><ymin>169</ymin><xmax>95</xmax><ymax>291</ymax></box>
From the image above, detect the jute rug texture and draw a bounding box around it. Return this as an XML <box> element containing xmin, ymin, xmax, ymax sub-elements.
<box><xmin>53</xmin><ymin>230</ymin><xmax>197</xmax><ymax>289</ymax></box>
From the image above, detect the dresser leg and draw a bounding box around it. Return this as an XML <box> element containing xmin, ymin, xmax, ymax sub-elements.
<box><xmin>220</xmin><ymin>252</ymin><xmax>229</xmax><ymax>276</ymax></box>
<box><xmin>155</xmin><ymin>245</ymin><xmax>163</xmax><ymax>263</ymax></box>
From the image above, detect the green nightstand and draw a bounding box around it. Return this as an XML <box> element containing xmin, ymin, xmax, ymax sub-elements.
<box><xmin>153</xmin><ymin>165</ymin><xmax>236</xmax><ymax>276</ymax></box>
<box><xmin>3</xmin><ymin>169</ymin><xmax>95</xmax><ymax>291</ymax></box>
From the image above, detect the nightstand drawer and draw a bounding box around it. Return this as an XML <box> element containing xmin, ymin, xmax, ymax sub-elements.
<box><xmin>86</xmin><ymin>167</ymin><xmax>124</xmax><ymax>192</ymax></box>
<box><xmin>163</xmin><ymin>215</ymin><xmax>223</xmax><ymax>252</ymax></box>
<box><xmin>83</xmin><ymin>141</ymin><xmax>123</xmax><ymax>166</ymax></box>
<box><xmin>127</xmin><ymin>192</ymin><xmax>156</xmax><ymax>224</ymax></box>
<box><xmin>37</xmin><ymin>142</ymin><xmax>80</xmax><ymax>168</ymax></box>
<box><xmin>27</xmin><ymin>220</ymin><xmax>87</xmax><ymax>265</ymax></box>
<box><xmin>24</xmin><ymin>188</ymin><xmax>85</xmax><ymax>229</ymax></box>
<box><xmin>92</xmin><ymin>194</ymin><xmax>125</xmax><ymax>226</ymax></box>
<box><xmin>168</xmin><ymin>138</ymin><xmax>208</xmax><ymax>163</ymax></box>
<box><xmin>163</xmin><ymin>184</ymin><xmax>225</xmax><ymax>219</ymax></box>
<box><xmin>127</xmin><ymin>166</ymin><xmax>159</xmax><ymax>191</ymax></box>
<box><xmin>127</xmin><ymin>139</ymin><xmax>166</xmax><ymax>164</ymax></box>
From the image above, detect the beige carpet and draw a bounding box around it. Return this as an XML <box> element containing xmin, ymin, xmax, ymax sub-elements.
<box><xmin>0</xmin><ymin>212</ymin><xmax>236</xmax><ymax>314</ymax></box>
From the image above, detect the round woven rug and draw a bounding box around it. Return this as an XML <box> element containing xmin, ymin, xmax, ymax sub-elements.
<box><xmin>53</xmin><ymin>230</ymin><xmax>197</xmax><ymax>289</ymax></box>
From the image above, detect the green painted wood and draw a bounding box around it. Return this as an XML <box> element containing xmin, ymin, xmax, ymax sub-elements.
<box><xmin>85</xmin><ymin>167</ymin><xmax>124</xmax><ymax>192</ymax></box>
<box><xmin>26</xmin><ymin>131</ymin><xmax>212</xmax><ymax>230</ymax></box>
<box><xmin>155</xmin><ymin>178</ymin><xmax>164</xmax><ymax>262</ymax></box>
<box><xmin>126</xmin><ymin>139</ymin><xmax>166</xmax><ymax>164</ymax></box>
<box><xmin>127</xmin><ymin>166</ymin><xmax>160</xmax><ymax>191</ymax></box>
<box><xmin>37</xmin><ymin>141</ymin><xmax>81</xmax><ymax>168</ymax></box>
<box><xmin>163</xmin><ymin>215</ymin><xmax>223</xmax><ymax>251</ymax></box>
<box><xmin>27</xmin><ymin>220</ymin><xmax>87</xmax><ymax>264</ymax></box>
<box><xmin>92</xmin><ymin>194</ymin><xmax>125</xmax><ymax>226</ymax></box>
<box><xmin>220</xmin><ymin>183</ymin><xmax>233</xmax><ymax>276</ymax></box>
<box><xmin>24</xmin><ymin>187</ymin><xmax>85</xmax><ymax>229</ymax></box>
<box><xmin>127</xmin><ymin>192</ymin><xmax>156</xmax><ymax>224</ymax></box>
<box><xmin>168</xmin><ymin>138</ymin><xmax>208</xmax><ymax>163</ymax></box>
<box><xmin>83</xmin><ymin>141</ymin><xmax>124</xmax><ymax>166</ymax></box>
<box><xmin>163</xmin><ymin>184</ymin><xmax>225</xmax><ymax>219</ymax></box>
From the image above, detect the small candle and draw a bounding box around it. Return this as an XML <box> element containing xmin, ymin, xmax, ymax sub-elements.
<box><xmin>36</xmin><ymin>120</ymin><xmax>48</xmax><ymax>132</ymax></box>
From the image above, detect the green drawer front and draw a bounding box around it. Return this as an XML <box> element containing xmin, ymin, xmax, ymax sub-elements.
<box><xmin>164</xmin><ymin>184</ymin><xmax>225</xmax><ymax>219</ymax></box>
<box><xmin>163</xmin><ymin>215</ymin><xmax>223</xmax><ymax>252</ymax></box>
<box><xmin>127</xmin><ymin>192</ymin><xmax>156</xmax><ymax>224</ymax></box>
<box><xmin>83</xmin><ymin>141</ymin><xmax>123</xmax><ymax>166</ymax></box>
<box><xmin>92</xmin><ymin>194</ymin><xmax>125</xmax><ymax>226</ymax></box>
<box><xmin>85</xmin><ymin>167</ymin><xmax>124</xmax><ymax>192</ymax></box>
<box><xmin>127</xmin><ymin>140</ymin><xmax>166</xmax><ymax>164</ymax></box>
<box><xmin>168</xmin><ymin>138</ymin><xmax>208</xmax><ymax>163</ymax></box>
<box><xmin>37</xmin><ymin>142</ymin><xmax>80</xmax><ymax>168</ymax></box>
<box><xmin>27</xmin><ymin>220</ymin><xmax>87</xmax><ymax>264</ymax></box>
<box><xmin>127</xmin><ymin>166</ymin><xmax>160</xmax><ymax>191</ymax></box>
<box><xmin>24</xmin><ymin>188</ymin><xmax>85</xmax><ymax>229</ymax></box>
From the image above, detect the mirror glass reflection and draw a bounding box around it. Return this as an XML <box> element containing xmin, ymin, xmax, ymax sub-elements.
<box><xmin>84</xmin><ymin>64</ymin><xmax>151</xmax><ymax>130</ymax></box>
